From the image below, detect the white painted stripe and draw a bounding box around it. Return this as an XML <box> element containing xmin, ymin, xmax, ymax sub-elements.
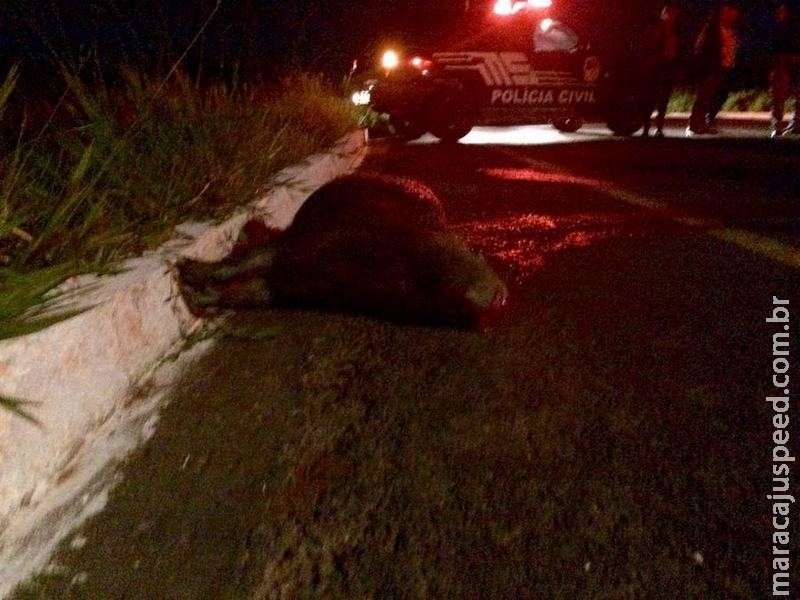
<box><xmin>710</xmin><ymin>228</ymin><xmax>800</xmax><ymax>268</ymax></box>
<box><xmin>500</xmin><ymin>149</ymin><xmax>800</xmax><ymax>269</ymax></box>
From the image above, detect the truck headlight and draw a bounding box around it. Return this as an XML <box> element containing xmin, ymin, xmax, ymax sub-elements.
<box><xmin>351</xmin><ymin>89</ymin><xmax>372</xmax><ymax>106</ymax></box>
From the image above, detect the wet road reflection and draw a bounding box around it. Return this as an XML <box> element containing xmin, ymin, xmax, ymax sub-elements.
<box><xmin>455</xmin><ymin>212</ymin><xmax>630</xmax><ymax>284</ymax></box>
<box><xmin>479</xmin><ymin>166</ymin><xmax>603</xmax><ymax>187</ymax></box>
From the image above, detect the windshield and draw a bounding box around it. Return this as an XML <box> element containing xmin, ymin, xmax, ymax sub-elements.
<box><xmin>533</xmin><ymin>20</ymin><xmax>579</xmax><ymax>52</ymax></box>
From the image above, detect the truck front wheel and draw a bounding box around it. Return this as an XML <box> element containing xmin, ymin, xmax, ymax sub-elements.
<box><xmin>389</xmin><ymin>114</ymin><xmax>427</xmax><ymax>141</ymax></box>
<box><xmin>426</xmin><ymin>86</ymin><xmax>476</xmax><ymax>143</ymax></box>
<box><xmin>552</xmin><ymin>114</ymin><xmax>584</xmax><ymax>133</ymax></box>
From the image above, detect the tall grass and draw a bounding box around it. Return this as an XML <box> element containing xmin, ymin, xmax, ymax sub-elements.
<box><xmin>0</xmin><ymin>67</ymin><xmax>358</xmax><ymax>340</ymax></box>
<box><xmin>1</xmin><ymin>69</ymin><xmax>356</xmax><ymax>271</ymax></box>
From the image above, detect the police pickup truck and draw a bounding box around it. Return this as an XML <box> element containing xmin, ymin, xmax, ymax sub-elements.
<box><xmin>350</xmin><ymin>0</ymin><xmax>643</xmax><ymax>141</ymax></box>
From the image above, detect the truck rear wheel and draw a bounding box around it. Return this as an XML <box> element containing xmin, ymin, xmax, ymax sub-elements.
<box><xmin>605</xmin><ymin>95</ymin><xmax>643</xmax><ymax>137</ymax></box>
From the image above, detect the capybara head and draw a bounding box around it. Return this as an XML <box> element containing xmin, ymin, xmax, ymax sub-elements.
<box><xmin>177</xmin><ymin>173</ymin><xmax>507</xmax><ymax>329</ymax></box>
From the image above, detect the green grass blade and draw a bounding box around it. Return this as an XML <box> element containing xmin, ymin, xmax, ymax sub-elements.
<box><xmin>0</xmin><ymin>263</ymin><xmax>89</xmax><ymax>340</ymax></box>
<box><xmin>0</xmin><ymin>63</ymin><xmax>19</xmax><ymax>122</ymax></box>
<box><xmin>0</xmin><ymin>396</ymin><xmax>42</xmax><ymax>426</ymax></box>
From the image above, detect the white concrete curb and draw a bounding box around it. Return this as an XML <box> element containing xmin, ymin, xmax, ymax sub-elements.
<box><xmin>0</xmin><ymin>129</ymin><xmax>368</xmax><ymax>597</ymax></box>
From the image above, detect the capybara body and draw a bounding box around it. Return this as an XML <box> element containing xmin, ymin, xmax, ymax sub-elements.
<box><xmin>177</xmin><ymin>173</ymin><xmax>507</xmax><ymax>329</ymax></box>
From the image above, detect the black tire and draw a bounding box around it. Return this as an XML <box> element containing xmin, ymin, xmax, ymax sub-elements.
<box><xmin>606</xmin><ymin>95</ymin><xmax>643</xmax><ymax>137</ymax></box>
<box><xmin>552</xmin><ymin>114</ymin><xmax>584</xmax><ymax>133</ymax></box>
<box><xmin>426</xmin><ymin>85</ymin><xmax>476</xmax><ymax>143</ymax></box>
<box><xmin>389</xmin><ymin>114</ymin><xmax>427</xmax><ymax>141</ymax></box>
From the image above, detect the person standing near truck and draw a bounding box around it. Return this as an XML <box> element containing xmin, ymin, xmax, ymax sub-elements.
<box><xmin>637</xmin><ymin>3</ymin><xmax>683</xmax><ymax>137</ymax></box>
<box><xmin>770</xmin><ymin>3</ymin><xmax>800</xmax><ymax>136</ymax></box>
<box><xmin>687</xmin><ymin>2</ymin><xmax>742</xmax><ymax>135</ymax></box>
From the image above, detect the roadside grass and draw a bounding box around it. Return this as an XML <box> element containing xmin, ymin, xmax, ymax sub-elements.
<box><xmin>0</xmin><ymin>262</ymin><xmax>92</xmax><ymax>339</ymax></box>
<box><xmin>0</xmin><ymin>67</ymin><xmax>358</xmax><ymax>340</ymax></box>
<box><xmin>668</xmin><ymin>87</ymin><xmax>773</xmax><ymax>113</ymax></box>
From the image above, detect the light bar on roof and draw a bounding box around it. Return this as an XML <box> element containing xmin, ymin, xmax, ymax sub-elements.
<box><xmin>493</xmin><ymin>0</ymin><xmax>552</xmax><ymax>15</ymax></box>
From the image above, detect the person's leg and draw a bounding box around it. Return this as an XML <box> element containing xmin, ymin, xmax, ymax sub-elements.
<box><xmin>655</xmin><ymin>66</ymin><xmax>675</xmax><ymax>133</ymax></box>
<box><xmin>771</xmin><ymin>58</ymin><xmax>789</xmax><ymax>135</ymax></box>
<box><xmin>638</xmin><ymin>69</ymin><xmax>658</xmax><ymax>137</ymax></box>
<box><xmin>788</xmin><ymin>58</ymin><xmax>800</xmax><ymax>133</ymax></box>
<box><xmin>690</xmin><ymin>78</ymin><xmax>710</xmax><ymax>130</ymax></box>
<box><xmin>642</xmin><ymin>94</ymin><xmax>656</xmax><ymax>137</ymax></box>
<box><xmin>708</xmin><ymin>69</ymin><xmax>731</xmax><ymax>126</ymax></box>
<box><xmin>690</xmin><ymin>71</ymin><xmax>720</xmax><ymax>132</ymax></box>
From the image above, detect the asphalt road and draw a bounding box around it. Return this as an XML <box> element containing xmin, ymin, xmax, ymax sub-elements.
<box><xmin>12</xmin><ymin>125</ymin><xmax>800</xmax><ymax>599</ymax></box>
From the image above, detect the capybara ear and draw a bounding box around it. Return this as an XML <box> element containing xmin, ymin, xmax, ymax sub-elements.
<box><xmin>231</xmin><ymin>219</ymin><xmax>280</xmax><ymax>259</ymax></box>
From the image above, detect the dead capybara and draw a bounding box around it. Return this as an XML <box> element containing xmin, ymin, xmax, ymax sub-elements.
<box><xmin>177</xmin><ymin>173</ymin><xmax>508</xmax><ymax>329</ymax></box>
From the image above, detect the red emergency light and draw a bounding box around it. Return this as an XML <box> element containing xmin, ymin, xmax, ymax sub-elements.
<box><xmin>493</xmin><ymin>0</ymin><xmax>552</xmax><ymax>15</ymax></box>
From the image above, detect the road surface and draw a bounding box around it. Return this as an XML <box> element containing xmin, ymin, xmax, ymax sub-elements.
<box><xmin>11</xmin><ymin>124</ymin><xmax>800</xmax><ymax>599</ymax></box>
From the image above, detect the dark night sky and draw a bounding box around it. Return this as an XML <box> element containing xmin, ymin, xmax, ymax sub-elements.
<box><xmin>0</xmin><ymin>0</ymin><xmax>789</xmax><ymax>87</ymax></box>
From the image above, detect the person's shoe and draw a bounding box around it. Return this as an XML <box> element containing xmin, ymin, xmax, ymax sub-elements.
<box><xmin>654</xmin><ymin>128</ymin><xmax>665</xmax><ymax>138</ymax></box>
<box><xmin>686</xmin><ymin>124</ymin><xmax>713</xmax><ymax>136</ymax></box>
<box><xmin>642</xmin><ymin>127</ymin><xmax>650</xmax><ymax>138</ymax></box>
<box><xmin>771</xmin><ymin>124</ymin><xmax>784</xmax><ymax>138</ymax></box>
